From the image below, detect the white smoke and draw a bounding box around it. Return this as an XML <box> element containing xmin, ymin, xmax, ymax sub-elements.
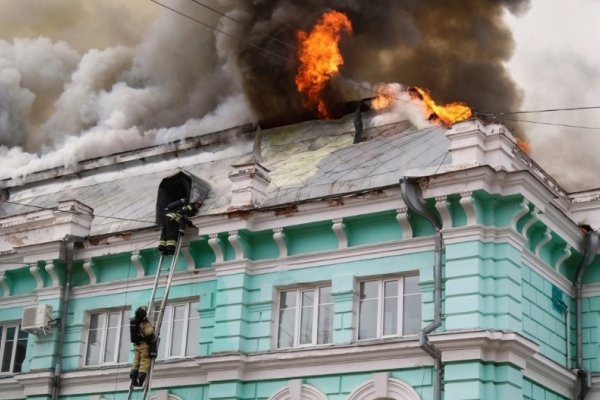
<box><xmin>368</xmin><ymin>83</ymin><xmax>433</xmax><ymax>129</ymax></box>
<box><xmin>0</xmin><ymin>2</ymin><xmax>256</xmax><ymax>182</ymax></box>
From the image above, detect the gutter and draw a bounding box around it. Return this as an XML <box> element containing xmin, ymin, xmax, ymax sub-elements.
<box><xmin>575</xmin><ymin>230</ymin><xmax>600</xmax><ymax>400</ymax></box>
<box><xmin>50</xmin><ymin>235</ymin><xmax>80</xmax><ymax>400</ymax></box>
<box><xmin>400</xmin><ymin>178</ymin><xmax>443</xmax><ymax>400</ymax></box>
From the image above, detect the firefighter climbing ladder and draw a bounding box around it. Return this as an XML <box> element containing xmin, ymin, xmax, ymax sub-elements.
<box><xmin>127</xmin><ymin>235</ymin><xmax>185</xmax><ymax>400</ymax></box>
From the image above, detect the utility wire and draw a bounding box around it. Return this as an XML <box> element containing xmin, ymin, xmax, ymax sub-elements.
<box><xmin>3</xmin><ymin>200</ymin><xmax>155</xmax><ymax>224</ymax></box>
<box><xmin>494</xmin><ymin>117</ymin><xmax>600</xmax><ymax>130</ymax></box>
<box><xmin>150</xmin><ymin>0</ymin><xmax>290</xmax><ymax>63</ymax></box>
<box><xmin>479</xmin><ymin>105</ymin><xmax>600</xmax><ymax>116</ymax></box>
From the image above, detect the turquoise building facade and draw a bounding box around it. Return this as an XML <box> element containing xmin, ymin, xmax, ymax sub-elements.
<box><xmin>1</xmin><ymin>117</ymin><xmax>600</xmax><ymax>399</ymax></box>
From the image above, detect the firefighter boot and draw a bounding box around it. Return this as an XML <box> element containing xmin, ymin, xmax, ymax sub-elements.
<box><xmin>137</xmin><ymin>372</ymin><xmax>147</xmax><ymax>387</ymax></box>
<box><xmin>130</xmin><ymin>369</ymin><xmax>138</xmax><ymax>386</ymax></box>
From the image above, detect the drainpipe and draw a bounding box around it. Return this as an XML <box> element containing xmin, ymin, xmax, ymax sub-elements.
<box><xmin>400</xmin><ymin>178</ymin><xmax>443</xmax><ymax>400</ymax></box>
<box><xmin>51</xmin><ymin>235</ymin><xmax>79</xmax><ymax>400</ymax></box>
<box><xmin>575</xmin><ymin>230</ymin><xmax>600</xmax><ymax>400</ymax></box>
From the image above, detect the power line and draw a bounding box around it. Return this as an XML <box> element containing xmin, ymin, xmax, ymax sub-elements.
<box><xmin>494</xmin><ymin>116</ymin><xmax>600</xmax><ymax>130</ymax></box>
<box><xmin>3</xmin><ymin>200</ymin><xmax>155</xmax><ymax>224</ymax></box>
<box><xmin>479</xmin><ymin>105</ymin><xmax>600</xmax><ymax>116</ymax></box>
<box><xmin>150</xmin><ymin>0</ymin><xmax>290</xmax><ymax>63</ymax></box>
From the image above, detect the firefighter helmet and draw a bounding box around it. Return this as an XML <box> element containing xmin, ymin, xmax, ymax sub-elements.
<box><xmin>135</xmin><ymin>305</ymin><xmax>148</xmax><ymax>320</ymax></box>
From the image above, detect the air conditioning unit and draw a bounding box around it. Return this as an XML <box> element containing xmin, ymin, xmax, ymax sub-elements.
<box><xmin>21</xmin><ymin>304</ymin><xmax>54</xmax><ymax>335</ymax></box>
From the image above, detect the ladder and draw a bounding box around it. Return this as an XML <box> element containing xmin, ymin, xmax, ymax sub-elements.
<box><xmin>127</xmin><ymin>232</ymin><xmax>185</xmax><ymax>400</ymax></box>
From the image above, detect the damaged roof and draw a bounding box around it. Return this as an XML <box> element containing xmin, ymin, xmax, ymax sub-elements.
<box><xmin>0</xmin><ymin>114</ymin><xmax>451</xmax><ymax>236</ymax></box>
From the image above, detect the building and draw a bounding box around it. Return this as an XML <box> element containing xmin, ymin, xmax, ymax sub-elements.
<box><xmin>1</xmin><ymin>113</ymin><xmax>600</xmax><ymax>400</ymax></box>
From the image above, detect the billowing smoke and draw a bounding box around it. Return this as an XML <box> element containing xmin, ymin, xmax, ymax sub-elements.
<box><xmin>0</xmin><ymin>0</ymin><xmax>530</xmax><ymax>181</ymax></box>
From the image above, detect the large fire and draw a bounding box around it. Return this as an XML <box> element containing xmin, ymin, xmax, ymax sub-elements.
<box><xmin>295</xmin><ymin>10</ymin><xmax>352</xmax><ymax>119</ymax></box>
<box><xmin>372</xmin><ymin>84</ymin><xmax>473</xmax><ymax>127</ymax></box>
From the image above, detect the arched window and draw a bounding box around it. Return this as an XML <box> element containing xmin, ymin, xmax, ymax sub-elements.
<box><xmin>149</xmin><ymin>393</ymin><xmax>183</xmax><ymax>400</ymax></box>
<box><xmin>348</xmin><ymin>373</ymin><xmax>421</xmax><ymax>400</ymax></box>
<box><xmin>269</xmin><ymin>379</ymin><xmax>328</xmax><ymax>400</ymax></box>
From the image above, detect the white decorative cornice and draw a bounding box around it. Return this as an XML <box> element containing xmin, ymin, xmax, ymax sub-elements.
<box><xmin>521</xmin><ymin>249</ymin><xmax>573</xmax><ymax>295</ymax></box>
<box><xmin>435</xmin><ymin>196</ymin><xmax>452</xmax><ymax>229</ymax></box>
<box><xmin>535</xmin><ymin>228</ymin><xmax>553</xmax><ymax>257</ymax></box>
<box><xmin>555</xmin><ymin>244</ymin><xmax>572</xmax><ymax>272</ymax></box>
<box><xmin>208</xmin><ymin>233</ymin><xmax>224</xmax><ymax>264</ymax></box>
<box><xmin>44</xmin><ymin>260</ymin><xmax>60</xmax><ymax>287</ymax></box>
<box><xmin>459</xmin><ymin>191</ymin><xmax>477</xmax><ymax>226</ymax></box>
<box><xmin>181</xmin><ymin>246</ymin><xmax>196</xmax><ymax>271</ymax></box>
<box><xmin>130</xmin><ymin>250</ymin><xmax>145</xmax><ymax>278</ymax></box>
<box><xmin>0</xmin><ymin>271</ymin><xmax>9</xmax><ymax>297</ymax></box>
<box><xmin>83</xmin><ymin>258</ymin><xmax>97</xmax><ymax>285</ymax></box>
<box><xmin>511</xmin><ymin>199</ymin><xmax>530</xmax><ymax>232</ymax></box>
<box><xmin>228</xmin><ymin>230</ymin><xmax>245</xmax><ymax>260</ymax></box>
<box><xmin>273</xmin><ymin>227</ymin><xmax>288</xmax><ymax>258</ymax></box>
<box><xmin>30</xmin><ymin>264</ymin><xmax>44</xmax><ymax>290</ymax></box>
<box><xmin>522</xmin><ymin>207</ymin><xmax>541</xmax><ymax>238</ymax></box>
<box><xmin>332</xmin><ymin>218</ymin><xmax>348</xmax><ymax>249</ymax></box>
<box><xmin>395</xmin><ymin>207</ymin><xmax>413</xmax><ymax>239</ymax></box>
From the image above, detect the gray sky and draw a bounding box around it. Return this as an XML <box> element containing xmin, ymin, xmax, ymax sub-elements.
<box><xmin>0</xmin><ymin>0</ymin><xmax>599</xmax><ymax>192</ymax></box>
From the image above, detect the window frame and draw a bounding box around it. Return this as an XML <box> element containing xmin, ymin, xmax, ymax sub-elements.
<box><xmin>274</xmin><ymin>283</ymin><xmax>333</xmax><ymax>349</ymax></box>
<box><xmin>0</xmin><ymin>322</ymin><xmax>28</xmax><ymax>374</ymax></box>
<box><xmin>355</xmin><ymin>274</ymin><xmax>420</xmax><ymax>341</ymax></box>
<box><xmin>152</xmin><ymin>299</ymin><xmax>199</xmax><ymax>360</ymax></box>
<box><xmin>83</xmin><ymin>307</ymin><xmax>130</xmax><ymax>367</ymax></box>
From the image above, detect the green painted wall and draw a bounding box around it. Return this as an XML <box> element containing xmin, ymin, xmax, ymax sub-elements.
<box><xmin>444</xmin><ymin>361</ymin><xmax>522</xmax><ymax>400</ymax></box>
<box><xmin>523</xmin><ymin>377</ymin><xmax>569</xmax><ymax>400</ymax></box>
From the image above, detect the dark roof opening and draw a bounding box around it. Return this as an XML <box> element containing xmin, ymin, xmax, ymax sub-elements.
<box><xmin>155</xmin><ymin>170</ymin><xmax>210</xmax><ymax>225</ymax></box>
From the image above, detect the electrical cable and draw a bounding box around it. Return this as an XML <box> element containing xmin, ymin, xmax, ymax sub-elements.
<box><xmin>479</xmin><ymin>105</ymin><xmax>600</xmax><ymax>116</ymax></box>
<box><xmin>492</xmin><ymin>116</ymin><xmax>600</xmax><ymax>130</ymax></box>
<box><xmin>2</xmin><ymin>200</ymin><xmax>155</xmax><ymax>224</ymax></box>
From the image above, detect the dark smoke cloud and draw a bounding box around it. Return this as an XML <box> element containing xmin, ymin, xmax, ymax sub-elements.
<box><xmin>235</xmin><ymin>0</ymin><xmax>530</xmax><ymax>126</ymax></box>
<box><xmin>0</xmin><ymin>0</ymin><xmax>530</xmax><ymax>180</ymax></box>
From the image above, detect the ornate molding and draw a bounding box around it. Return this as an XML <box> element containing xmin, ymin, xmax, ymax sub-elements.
<box><xmin>228</xmin><ymin>230</ymin><xmax>245</xmax><ymax>260</ymax></box>
<box><xmin>511</xmin><ymin>199</ymin><xmax>530</xmax><ymax>232</ymax></box>
<box><xmin>209</xmin><ymin>233</ymin><xmax>224</xmax><ymax>264</ymax></box>
<box><xmin>332</xmin><ymin>218</ymin><xmax>348</xmax><ymax>249</ymax></box>
<box><xmin>460</xmin><ymin>191</ymin><xmax>477</xmax><ymax>226</ymax></box>
<box><xmin>83</xmin><ymin>258</ymin><xmax>97</xmax><ymax>285</ymax></box>
<box><xmin>44</xmin><ymin>260</ymin><xmax>59</xmax><ymax>287</ymax></box>
<box><xmin>0</xmin><ymin>271</ymin><xmax>9</xmax><ymax>297</ymax></box>
<box><xmin>130</xmin><ymin>250</ymin><xmax>145</xmax><ymax>278</ymax></box>
<box><xmin>435</xmin><ymin>196</ymin><xmax>452</xmax><ymax>229</ymax></box>
<box><xmin>30</xmin><ymin>264</ymin><xmax>44</xmax><ymax>290</ymax></box>
<box><xmin>535</xmin><ymin>228</ymin><xmax>552</xmax><ymax>257</ymax></box>
<box><xmin>181</xmin><ymin>246</ymin><xmax>196</xmax><ymax>271</ymax></box>
<box><xmin>555</xmin><ymin>244</ymin><xmax>572</xmax><ymax>272</ymax></box>
<box><xmin>522</xmin><ymin>207</ymin><xmax>541</xmax><ymax>239</ymax></box>
<box><xmin>273</xmin><ymin>227</ymin><xmax>288</xmax><ymax>258</ymax></box>
<box><xmin>396</xmin><ymin>207</ymin><xmax>413</xmax><ymax>239</ymax></box>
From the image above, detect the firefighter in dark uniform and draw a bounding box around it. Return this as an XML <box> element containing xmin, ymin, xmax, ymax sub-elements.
<box><xmin>129</xmin><ymin>305</ymin><xmax>157</xmax><ymax>387</ymax></box>
<box><xmin>158</xmin><ymin>199</ymin><xmax>202</xmax><ymax>255</ymax></box>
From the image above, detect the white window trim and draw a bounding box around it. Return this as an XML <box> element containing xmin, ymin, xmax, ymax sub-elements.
<box><xmin>83</xmin><ymin>308</ymin><xmax>129</xmax><ymax>367</ymax></box>
<box><xmin>0</xmin><ymin>322</ymin><xmax>26</xmax><ymax>374</ymax></box>
<box><xmin>155</xmin><ymin>299</ymin><xmax>199</xmax><ymax>360</ymax></box>
<box><xmin>348</xmin><ymin>373</ymin><xmax>421</xmax><ymax>400</ymax></box>
<box><xmin>355</xmin><ymin>273</ymin><xmax>419</xmax><ymax>341</ymax></box>
<box><xmin>274</xmin><ymin>283</ymin><xmax>333</xmax><ymax>349</ymax></box>
<box><xmin>269</xmin><ymin>379</ymin><xmax>328</xmax><ymax>400</ymax></box>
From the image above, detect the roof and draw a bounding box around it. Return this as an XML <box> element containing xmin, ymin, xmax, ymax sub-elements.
<box><xmin>0</xmin><ymin>113</ymin><xmax>451</xmax><ymax>237</ymax></box>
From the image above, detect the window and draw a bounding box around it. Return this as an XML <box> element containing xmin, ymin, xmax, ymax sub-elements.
<box><xmin>156</xmin><ymin>300</ymin><xmax>199</xmax><ymax>359</ymax></box>
<box><xmin>358</xmin><ymin>275</ymin><xmax>421</xmax><ymax>340</ymax></box>
<box><xmin>85</xmin><ymin>309</ymin><xmax>129</xmax><ymax>366</ymax></box>
<box><xmin>277</xmin><ymin>286</ymin><xmax>333</xmax><ymax>348</ymax></box>
<box><xmin>0</xmin><ymin>324</ymin><xmax>28</xmax><ymax>373</ymax></box>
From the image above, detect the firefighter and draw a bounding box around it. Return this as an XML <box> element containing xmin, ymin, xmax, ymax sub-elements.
<box><xmin>158</xmin><ymin>199</ymin><xmax>202</xmax><ymax>256</ymax></box>
<box><xmin>129</xmin><ymin>305</ymin><xmax>157</xmax><ymax>387</ymax></box>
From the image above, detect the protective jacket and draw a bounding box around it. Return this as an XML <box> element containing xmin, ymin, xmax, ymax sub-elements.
<box><xmin>131</xmin><ymin>318</ymin><xmax>157</xmax><ymax>374</ymax></box>
<box><xmin>158</xmin><ymin>199</ymin><xmax>199</xmax><ymax>255</ymax></box>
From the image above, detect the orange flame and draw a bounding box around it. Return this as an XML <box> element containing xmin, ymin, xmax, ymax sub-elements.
<box><xmin>295</xmin><ymin>10</ymin><xmax>352</xmax><ymax>118</ymax></box>
<box><xmin>412</xmin><ymin>87</ymin><xmax>473</xmax><ymax>126</ymax></box>
<box><xmin>516</xmin><ymin>137</ymin><xmax>531</xmax><ymax>154</ymax></box>
<box><xmin>371</xmin><ymin>84</ymin><xmax>396</xmax><ymax>111</ymax></box>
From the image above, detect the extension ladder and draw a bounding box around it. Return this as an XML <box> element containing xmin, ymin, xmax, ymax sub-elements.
<box><xmin>127</xmin><ymin>234</ymin><xmax>185</xmax><ymax>400</ymax></box>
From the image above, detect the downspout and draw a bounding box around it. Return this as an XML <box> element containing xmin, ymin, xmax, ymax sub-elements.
<box><xmin>575</xmin><ymin>230</ymin><xmax>600</xmax><ymax>400</ymax></box>
<box><xmin>51</xmin><ymin>235</ymin><xmax>78</xmax><ymax>400</ymax></box>
<box><xmin>400</xmin><ymin>178</ymin><xmax>443</xmax><ymax>400</ymax></box>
